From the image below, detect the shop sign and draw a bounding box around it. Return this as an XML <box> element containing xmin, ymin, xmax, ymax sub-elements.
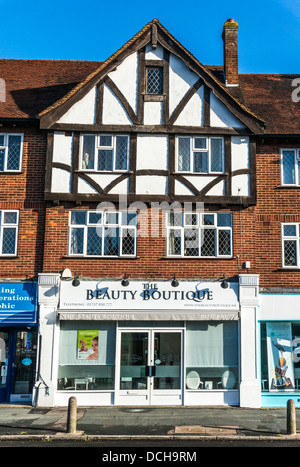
<box><xmin>59</xmin><ymin>280</ymin><xmax>239</xmax><ymax>311</ymax></box>
<box><xmin>0</xmin><ymin>282</ymin><xmax>37</xmax><ymax>323</ymax></box>
<box><xmin>266</xmin><ymin>322</ymin><xmax>295</xmax><ymax>391</ymax></box>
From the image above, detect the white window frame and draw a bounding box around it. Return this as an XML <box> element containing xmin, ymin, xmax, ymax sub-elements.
<box><xmin>175</xmin><ymin>136</ymin><xmax>224</xmax><ymax>174</ymax></box>
<box><xmin>0</xmin><ymin>133</ymin><xmax>23</xmax><ymax>172</ymax></box>
<box><xmin>68</xmin><ymin>210</ymin><xmax>137</xmax><ymax>257</ymax></box>
<box><xmin>80</xmin><ymin>134</ymin><xmax>130</xmax><ymax>172</ymax></box>
<box><xmin>0</xmin><ymin>210</ymin><xmax>19</xmax><ymax>256</ymax></box>
<box><xmin>281</xmin><ymin>223</ymin><xmax>300</xmax><ymax>268</ymax></box>
<box><xmin>280</xmin><ymin>148</ymin><xmax>300</xmax><ymax>186</ymax></box>
<box><xmin>166</xmin><ymin>211</ymin><xmax>232</xmax><ymax>258</ymax></box>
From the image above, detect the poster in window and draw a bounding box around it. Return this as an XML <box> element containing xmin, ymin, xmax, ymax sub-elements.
<box><xmin>77</xmin><ymin>330</ymin><xmax>99</xmax><ymax>360</ymax></box>
<box><xmin>266</xmin><ymin>322</ymin><xmax>294</xmax><ymax>390</ymax></box>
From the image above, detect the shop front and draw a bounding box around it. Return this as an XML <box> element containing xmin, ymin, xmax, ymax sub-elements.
<box><xmin>259</xmin><ymin>292</ymin><xmax>300</xmax><ymax>408</ymax></box>
<box><xmin>36</xmin><ymin>274</ymin><xmax>261</xmax><ymax>408</ymax></box>
<box><xmin>0</xmin><ymin>282</ymin><xmax>38</xmax><ymax>404</ymax></box>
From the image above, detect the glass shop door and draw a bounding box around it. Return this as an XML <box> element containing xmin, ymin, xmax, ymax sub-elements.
<box><xmin>116</xmin><ymin>328</ymin><xmax>183</xmax><ymax>406</ymax></box>
<box><xmin>10</xmin><ymin>329</ymin><xmax>37</xmax><ymax>403</ymax></box>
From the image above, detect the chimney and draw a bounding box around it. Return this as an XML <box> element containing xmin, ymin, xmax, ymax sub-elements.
<box><xmin>222</xmin><ymin>18</ymin><xmax>239</xmax><ymax>86</ymax></box>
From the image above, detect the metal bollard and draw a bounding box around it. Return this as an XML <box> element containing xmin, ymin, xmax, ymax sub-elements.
<box><xmin>67</xmin><ymin>396</ymin><xmax>77</xmax><ymax>433</ymax></box>
<box><xmin>287</xmin><ymin>399</ymin><xmax>296</xmax><ymax>435</ymax></box>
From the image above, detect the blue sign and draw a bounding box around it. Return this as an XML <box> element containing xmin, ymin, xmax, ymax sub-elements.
<box><xmin>0</xmin><ymin>282</ymin><xmax>37</xmax><ymax>324</ymax></box>
<box><xmin>22</xmin><ymin>358</ymin><xmax>32</xmax><ymax>366</ymax></box>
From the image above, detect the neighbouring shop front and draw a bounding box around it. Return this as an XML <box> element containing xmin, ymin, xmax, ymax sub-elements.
<box><xmin>259</xmin><ymin>292</ymin><xmax>300</xmax><ymax>407</ymax></box>
<box><xmin>0</xmin><ymin>282</ymin><xmax>38</xmax><ymax>404</ymax></box>
<box><xmin>37</xmin><ymin>274</ymin><xmax>262</xmax><ymax>408</ymax></box>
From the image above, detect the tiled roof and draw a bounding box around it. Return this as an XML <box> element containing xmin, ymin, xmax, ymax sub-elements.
<box><xmin>0</xmin><ymin>59</ymin><xmax>102</xmax><ymax>119</ymax></box>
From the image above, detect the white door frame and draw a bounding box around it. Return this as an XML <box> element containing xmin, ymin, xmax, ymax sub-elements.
<box><xmin>115</xmin><ymin>326</ymin><xmax>184</xmax><ymax>406</ymax></box>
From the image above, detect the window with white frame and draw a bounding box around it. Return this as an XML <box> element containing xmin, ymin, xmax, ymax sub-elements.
<box><xmin>0</xmin><ymin>210</ymin><xmax>19</xmax><ymax>256</ymax></box>
<box><xmin>81</xmin><ymin>134</ymin><xmax>130</xmax><ymax>171</ymax></box>
<box><xmin>176</xmin><ymin>136</ymin><xmax>224</xmax><ymax>174</ymax></box>
<box><xmin>69</xmin><ymin>210</ymin><xmax>137</xmax><ymax>257</ymax></box>
<box><xmin>167</xmin><ymin>212</ymin><xmax>232</xmax><ymax>258</ymax></box>
<box><xmin>0</xmin><ymin>134</ymin><xmax>23</xmax><ymax>172</ymax></box>
<box><xmin>282</xmin><ymin>223</ymin><xmax>300</xmax><ymax>267</ymax></box>
<box><xmin>281</xmin><ymin>149</ymin><xmax>300</xmax><ymax>185</ymax></box>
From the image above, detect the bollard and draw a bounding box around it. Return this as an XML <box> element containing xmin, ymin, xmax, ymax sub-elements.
<box><xmin>287</xmin><ymin>399</ymin><xmax>296</xmax><ymax>435</ymax></box>
<box><xmin>67</xmin><ymin>396</ymin><xmax>77</xmax><ymax>433</ymax></box>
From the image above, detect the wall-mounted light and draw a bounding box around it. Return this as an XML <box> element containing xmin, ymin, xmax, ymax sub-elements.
<box><xmin>220</xmin><ymin>274</ymin><xmax>228</xmax><ymax>289</ymax></box>
<box><xmin>121</xmin><ymin>273</ymin><xmax>129</xmax><ymax>287</ymax></box>
<box><xmin>171</xmin><ymin>274</ymin><xmax>179</xmax><ymax>287</ymax></box>
<box><xmin>72</xmin><ymin>273</ymin><xmax>80</xmax><ymax>287</ymax></box>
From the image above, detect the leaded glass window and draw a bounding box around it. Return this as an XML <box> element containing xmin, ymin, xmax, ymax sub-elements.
<box><xmin>146</xmin><ymin>67</ymin><xmax>163</xmax><ymax>94</ymax></box>
<box><xmin>69</xmin><ymin>210</ymin><xmax>137</xmax><ymax>257</ymax></box>
<box><xmin>0</xmin><ymin>210</ymin><xmax>19</xmax><ymax>255</ymax></box>
<box><xmin>0</xmin><ymin>134</ymin><xmax>23</xmax><ymax>172</ymax></box>
<box><xmin>81</xmin><ymin>134</ymin><xmax>129</xmax><ymax>172</ymax></box>
<box><xmin>282</xmin><ymin>223</ymin><xmax>300</xmax><ymax>267</ymax></box>
<box><xmin>167</xmin><ymin>212</ymin><xmax>232</xmax><ymax>258</ymax></box>
<box><xmin>177</xmin><ymin>137</ymin><xmax>224</xmax><ymax>173</ymax></box>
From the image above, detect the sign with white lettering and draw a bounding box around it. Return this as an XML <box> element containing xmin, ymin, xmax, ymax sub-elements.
<box><xmin>0</xmin><ymin>282</ymin><xmax>37</xmax><ymax>323</ymax></box>
<box><xmin>59</xmin><ymin>280</ymin><xmax>239</xmax><ymax>311</ymax></box>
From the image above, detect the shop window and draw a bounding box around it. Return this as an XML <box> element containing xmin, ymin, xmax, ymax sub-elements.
<box><xmin>281</xmin><ymin>149</ymin><xmax>300</xmax><ymax>185</ymax></box>
<box><xmin>69</xmin><ymin>210</ymin><xmax>137</xmax><ymax>257</ymax></box>
<box><xmin>167</xmin><ymin>211</ymin><xmax>232</xmax><ymax>258</ymax></box>
<box><xmin>176</xmin><ymin>136</ymin><xmax>224</xmax><ymax>174</ymax></box>
<box><xmin>0</xmin><ymin>134</ymin><xmax>23</xmax><ymax>172</ymax></box>
<box><xmin>185</xmin><ymin>321</ymin><xmax>238</xmax><ymax>390</ymax></box>
<box><xmin>260</xmin><ymin>322</ymin><xmax>300</xmax><ymax>392</ymax></box>
<box><xmin>282</xmin><ymin>223</ymin><xmax>300</xmax><ymax>267</ymax></box>
<box><xmin>57</xmin><ymin>322</ymin><xmax>116</xmax><ymax>391</ymax></box>
<box><xmin>81</xmin><ymin>134</ymin><xmax>130</xmax><ymax>171</ymax></box>
<box><xmin>0</xmin><ymin>210</ymin><xmax>19</xmax><ymax>256</ymax></box>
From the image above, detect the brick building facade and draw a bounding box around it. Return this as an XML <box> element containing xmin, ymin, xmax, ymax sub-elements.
<box><xmin>0</xmin><ymin>19</ymin><xmax>299</xmax><ymax>407</ymax></box>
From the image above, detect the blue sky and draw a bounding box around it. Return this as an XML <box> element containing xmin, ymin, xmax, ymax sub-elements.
<box><xmin>0</xmin><ymin>0</ymin><xmax>299</xmax><ymax>74</ymax></box>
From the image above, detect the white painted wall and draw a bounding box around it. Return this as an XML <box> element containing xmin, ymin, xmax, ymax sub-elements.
<box><xmin>169</xmin><ymin>53</ymin><xmax>199</xmax><ymax>115</ymax></box>
<box><xmin>53</xmin><ymin>131</ymin><xmax>73</xmax><ymax>166</ymax></box>
<box><xmin>231</xmin><ymin>137</ymin><xmax>249</xmax><ymax>171</ymax></box>
<box><xmin>102</xmin><ymin>84</ymin><xmax>133</xmax><ymax>125</ymax></box>
<box><xmin>136</xmin><ymin>135</ymin><xmax>168</xmax><ymax>170</ymax></box>
<box><xmin>58</xmin><ymin>86</ymin><xmax>97</xmax><ymax>125</ymax></box>
<box><xmin>108</xmin><ymin>52</ymin><xmax>138</xmax><ymax>113</ymax></box>
<box><xmin>136</xmin><ymin>175</ymin><xmax>167</xmax><ymax>194</ymax></box>
<box><xmin>210</xmin><ymin>92</ymin><xmax>245</xmax><ymax>128</ymax></box>
<box><xmin>51</xmin><ymin>167</ymin><xmax>71</xmax><ymax>193</ymax></box>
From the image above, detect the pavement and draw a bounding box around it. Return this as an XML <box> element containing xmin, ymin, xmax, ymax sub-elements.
<box><xmin>0</xmin><ymin>404</ymin><xmax>299</xmax><ymax>441</ymax></box>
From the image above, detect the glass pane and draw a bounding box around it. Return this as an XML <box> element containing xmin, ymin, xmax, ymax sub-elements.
<box><xmin>82</xmin><ymin>135</ymin><xmax>95</xmax><ymax>169</ymax></box>
<box><xmin>217</xmin><ymin>213</ymin><xmax>232</xmax><ymax>227</ymax></box>
<box><xmin>99</xmin><ymin>135</ymin><xmax>112</xmax><ymax>147</ymax></box>
<box><xmin>284</xmin><ymin>224</ymin><xmax>297</xmax><ymax>237</ymax></box>
<box><xmin>211</xmin><ymin>138</ymin><xmax>223</xmax><ymax>172</ymax></box>
<box><xmin>0</xmin><ymin>331</ymin><xmax>9</xmax><ymax>390</ymax></box>
<box><xmin>282</xmin><ymin>150</ymin><xmax>295</xmax><ymax>184</ymax></box>
<box><xmin>168</xmin><ymin>229</ymin><xmax>181</xmax><ymax>255</ymax></box>
<box><xmin>121</xmin><ymin>228</ymin><xmax>135</xmax><ymax>255</ymax></box>
<box><xmin>71</xmin><ymin>211</ymin><xmax>86</xmax><ymax>225</ymax></box>
<box><xmin>178</xmin><ymin>138</ymin><xmax>190</xmax><ymax>171</ymax></box>
<box><xmin>7</xmin><ymin>135</ymin><xmax>21</xmax><ymax>171</ymax></box>
<box><xmin>184</xmin><ymin>228</ymin><xmax>199</xmax><ymax>256</ymax></box>
<box><xmin>218</xmin><ymin>230</ymin><xmax>231</xmax><ymax>256</ymax></box>
<box><xmin>154</xmin><ymin>332</ymin><xmax>181</xmax><ymax>390</ymax></box>
<box><xmin>203</xmin><ymin>214</ymin><xmax>214</xmax><ymax>226</ymax></box>
<box><xmin>168</xmin><ymin>211</ymin><xmax>182</xmax><ymax>227</ymax></box>
<box><xmin>105</xmin><ymin>212</ymin><xmax>119</xmax><ymax>225</ymax></box>
<box><xmin>284</xmin><ymin>240</ymin><xmax>297</xmax><ymax>266</ymax></box>
<box><xmin>120</xmin><ymin>332</ymin><xmax>148</xmax><ymax>390</ymax></box>
<box><xmin>3</xmin><ymin>211</ymin><xmax>17</xmax><ymax>224</ymax></box>
<box><xmin>0</xmin><ymin>148</ymin><xmax>5</xmax><ymax>171</ymax></box>
<box><xmin>122</xmin><ymin>211</ymin><xmax>137</xmax><ymax>226</ymax></box>
<box><xmin>104</xmin><ymin>227</ymin><xmax>119</xmax><ymax>256</ymax></box>
<box><xmin>194</xmin><ymin>137</ymin><xmax>207</xmax><ymax>149</ymax></box>
<box><xmin>98</xmin><ymin>149</ymin><xmax>113</xmax><ymax>171</ymax></box>
<box><xmin>12</xmin><ymin>330</ymin><xmax>37</xmax><ymax>396</ymax></box>
<box><xmin>87</xmin><ymin>227</ymin><xmax>102</xmax><ymax>255</ymax></box>
<box><xmin>2</xmin><ymin>228</ymin><xmax>16</xmax><ymax>254</ymax></box>
<box><xmin>147</xmin><ymin>67</ymin><xmax>163</xmax><ymax>94</ymax></box>
<box><xmin>193</xmin><ymin>151</ymin><xmax>208</xmax><ymax>173</ymax></box>
<box><xmin>0</xmin><ymin>136</ymin><xmax>4</xmax><ymax>146</ymax></box>
<box><xmin>70</xmin><ymin>227</ymin><xmax>84</xmax><ymax>255</ymax></box>
<box><xmin>201</xmin><ymin>229</ymin><xmax>216</xmax><ymax>256</ymax></box>
<box><xmin>115</xmin><ymin>136</ymin><xmax>128</xmax><ymax>171</ymax></box>
<box><xmin>185</xmin><ymin>213</ymin><xmax>198</xmax><ymax>226</ymax></box>
<box><xmin>88</xmin><ymin>212</ymin><xmax>102</xmax><ymax>224</ymax></box>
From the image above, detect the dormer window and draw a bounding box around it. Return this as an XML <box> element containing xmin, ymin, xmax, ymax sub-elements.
<box><xmin>146</xmin><ymin>66</ymin><xmax>163</xmax><ymax>95</ymax></box>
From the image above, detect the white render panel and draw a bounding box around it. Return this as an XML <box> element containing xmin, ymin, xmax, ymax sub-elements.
<box><xmin>145</xmin><ymin>43</ymin><xmax>164</xmax><ymax>60</ymax></box>
<box><xmin>52</xmin><ymin>132</ymin><xmax>73</xmax><ymax>166</ymax></box>
<box><xmin>173</xmin><ymin>86</ymin><xmax>204</xmax><ymax>126</ymax></box>
<box><xmin>175</xmin><ymin>179</ymin><xmax>194</xmax><ymax>195</ymax></box>
<box><xmin>109</xmin><ymin>177</ymin><xmax>129</xmax><ymax>194</ymax></box>
<box><xmin>144</xmin><ymin>101</ymin><xmax>163</xmax><ymax>125</ymax></box>
<box><xmin>78</xmin><ymin>177</ymin><xmax>98</xmax><ymax>194</ymax></box>
<box><xmin>57</xmin><ymin>86</ymin><xmax>97</xmax><ymax>124</ymax></box>
<box><xmin>184</xmin><ymin>175</ymin><xmax>218</xmax><ymax>192</ymax></box>
<box><xmin>136</xmin><ymin>175</ymin><xmax>167</xmax><ymax>194</ymax></box>
<box><xmin>51</xmin><ymin>168</ymin><xmax>71</xmax><ymax>193</ymax></box>
<box><xmin>231</xmin><ymin>137</ymin><xmax>250</xmax><ymax>171</ymax></box>
<box><xmin>136</xmin><ymin>135</ymin><xmax>168</xmax><ymax>170</ymax></box>
<box><xmin>210</xmin><ymin>92</ymin><xmax>245</xmax><ymax>128</ymax></box>
<box><xmin>169</xmin><ymin>53</ymin><xmax>199</xmax><ymax>115</ymax></box>
<box><xmin>107</xmin><ymin>52</ymin><xmax>138</xmax><ymax>113</ymax></box>
<box><xmin>205</xmin><ymin>179</ymin><xmax>225</xmax><ymax>196</ymax></box>
<box><xmin>231</xmin><ymin>174</ymin><xmax>250</xmax><ymax>196</ymax></box>
<box><xmin>102</xmin><ymin>84</ymin><xmax>133</xmax><ymax>124</ymax></box>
